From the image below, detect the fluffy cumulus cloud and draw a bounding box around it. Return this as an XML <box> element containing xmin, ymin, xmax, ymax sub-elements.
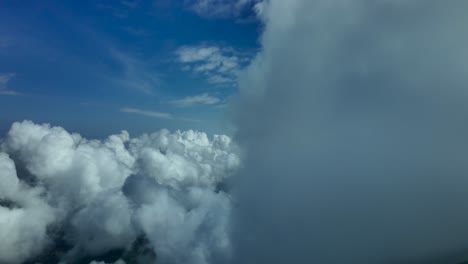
<box><xmin>234</xmin><ymin>0</ymin><xmax>468</xmax><ymax>264</ymax></box>
<box><xmin>176</xmin><ymin>45</ymin><xmax>252</xmax><ymax>86</ymax></box>
<box><xmin>0</xmin><ymin>120</ymin><xmax>239</xmax><ymax>264</ymax></box>
<box><xmin>0</xmin><ymin>153</ymin><xmax>56</xmax><ymax>263</ymax></box>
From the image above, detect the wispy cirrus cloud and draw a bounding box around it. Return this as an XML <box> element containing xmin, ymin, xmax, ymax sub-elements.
<box><xmin>120</xmin><ymin>107</ymin><xmax>172</xmax><ymax>119</ymax></box>
<box><xmin>110</xmin><ymin>49</ymin><xmax>162</xmax><ymax>94</ymax></box>
<box><xmin>175</xmin><ymin>44</ymin><xmax>252</xmax><ymax>86</ymax></box>
<box><xmin>97</xmin><ymin>3</ymin><xmax>128</xmax><ymax>19</ymax></box>
<box><xmin>121</xmin><ymin>26</ymin><xmax>152</xmax><ymax>36</ymax></box>
<box><xmin>184</xmin><ymin>0</ymin><xmax>262</xmax><ymax>19</ymax></box>
<box><xmin>0</xmin><ymin>73</ymin><xmax>20</xmax><ymax>96</ymax></box>
<box><xmin>97</xmin><ymin>0</ymin><xmax>140</xmax><ymax>18</ymax></box>
<box><xmin>0</xmin><ymin>73</ymin><xmax>15</xmax><ymax>86</ymax></box>
<box><xmin>120</xmin><ymin>107</ymin><xmax>201</xmax><ymax>122</ymax></box>
<box><xmin>170</xmin><ymin>93</ymin><xmax>220</xmax><ymax>107</ymax></box>
<box><xmin>120</xmin><ymin>0</ymin><xmax>139</xmax><ymax>8</ymax></box>
<box><xmin>0</xmin><ymin>90</ymin><xmax>18</xmax><ymax>96</ymax></box>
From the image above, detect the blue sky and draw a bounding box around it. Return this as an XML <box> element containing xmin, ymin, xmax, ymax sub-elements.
<box><xmin>0</xmin><ymin>0</ymin><xmax>262</xmax><ymax>137</ymax></box>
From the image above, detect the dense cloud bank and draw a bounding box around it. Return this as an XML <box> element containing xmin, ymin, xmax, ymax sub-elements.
<box><xmin>0</xmin><ymin>120</ymin><xmax>239</xmax><ymax>264</ymax></box>
<box><xmin>233</xmin><ymin>0</ymin><xmax>468</xmax><ymax>263</ymax></box>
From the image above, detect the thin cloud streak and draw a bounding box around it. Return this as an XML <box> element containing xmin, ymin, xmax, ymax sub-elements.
<box><xmin>120</xmin><ymin>107</ymin><xmax>172</xmax><ymax>119</ymax></box>
<box><xmin>170</xmin><ymin>93</ymin><xmax>220</xmax><ymax>107</ymax></box>
<box><xmin>0</xmin><ymin>73</ymin><xmax>15</xmax><ymax>87</ymax></box>
<box><xmin>120</xmin><ymin>107</ymin><xmax>202</xmax><ymax>123</ymax></box>
<box><xmin>0</xmin><ymin>90</ymin><xmax>20</xmax><ymax>96</ymax></box>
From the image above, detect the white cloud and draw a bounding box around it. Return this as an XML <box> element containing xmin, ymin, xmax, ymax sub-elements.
<box><xmin>170</xmin><ymin>93</ymin><xmax>220</xmax><ymax>107</ymax></box>
<box><xmin>0</xmin><ymin>153</ymin><xmax>56</xmax><ymax>264</ymax></box>
<box><xmin>135</xmin><ymin>186</ymin><xmax>231</xmax><ymax>264</ymax></box>
<box><xmin>0</xmin><ymin>120</ymin><xmax>239</xmax><ymax>263</ymax></box>
<box><xmin>3</xmin><ymin>121</ymin><xmax>134</xmax><ymax>208</ymax></box>
<box><xmin>68</xmin><ymin>190</ymin><xmax>136</xmax><ymax>256</ymax></box>
<box><xmin>0</xmin><ymin>73</ymin><xmax>19</xmax><ymax>96</ymax></box>
<box><xmin>178</xmin><ymin>46</ymin><xmax>221</xmax><ymax>63</ymax></box>
<box><xmin>207</xmin><ymin>74</ymin><xmax>233</xmax><ymax>84</ymax></box>
<box><xmin>120</xmin><ymin>107</ymin><xmax>173</xmax><ymax>119</ymax></box>
<box><xmin>176</xmin><ymin>45</ymin><xmax>251</xmax><ymax>86</ymax></box>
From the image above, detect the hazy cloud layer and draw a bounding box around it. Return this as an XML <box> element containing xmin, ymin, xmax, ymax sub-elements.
<box><xmin>0</xmin><ymin>120</ymin><xmax>239</xmax><ymax>264</ymax></box>
<box><xmin>233</xmin><ymin>0</ymin><xmax>468</xmax><ymax>263</ymax></box>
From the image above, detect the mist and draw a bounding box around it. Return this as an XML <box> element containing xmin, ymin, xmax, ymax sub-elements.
<box><xmin>232</xmin><ymin>0</ymin><xmax>468</xmax><ymax>263</ymax></box>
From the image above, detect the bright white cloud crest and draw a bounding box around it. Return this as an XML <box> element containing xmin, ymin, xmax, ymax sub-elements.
<box><xmin>0</xmin><ymin>120</ymin><xmax>239</xmax><ymax>264</ymax></box>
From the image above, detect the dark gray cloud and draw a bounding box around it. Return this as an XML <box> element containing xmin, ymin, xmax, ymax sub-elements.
<box><xmin>233</xmin><ymin>1</ymin><xmax>468</xmax><ymax>263</ymax></box>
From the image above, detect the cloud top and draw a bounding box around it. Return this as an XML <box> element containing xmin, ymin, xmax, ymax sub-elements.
<box><xmin>0</xmin><ymin>120</ymin><xmax>239</xmax><ymax>264</ymax></box>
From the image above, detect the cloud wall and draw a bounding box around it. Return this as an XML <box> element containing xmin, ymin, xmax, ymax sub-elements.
<box><xmin>233</xmin><ymin>0</ymin><xmax>468</xmax><ymax>263</ymax></box>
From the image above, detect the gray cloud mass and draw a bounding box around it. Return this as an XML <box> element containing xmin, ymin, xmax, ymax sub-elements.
<box><xmin>233</xmin><ymin>0</ymin><xmax>468</xmax><ymax>263</ymax></box>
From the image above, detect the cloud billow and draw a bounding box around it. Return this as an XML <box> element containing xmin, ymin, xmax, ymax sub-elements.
<box><xmin>233</xmin><ymin>0</ymin><xmax>468</xmax><ymax>263</ymax></box>
<box><xmin>0</xmin><ymin>120</ymin><xmax>239</xmax><ymax>264</ymax></box>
